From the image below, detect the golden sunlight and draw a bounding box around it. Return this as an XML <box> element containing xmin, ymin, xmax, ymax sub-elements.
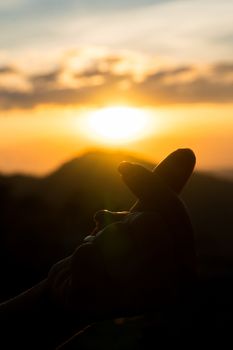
<box><xmin>81</xmin><ymin>106</ymin><xmax>152</xmax><ymax>145</ymax></box>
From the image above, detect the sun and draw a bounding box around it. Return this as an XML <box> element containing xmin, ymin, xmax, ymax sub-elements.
<box><xmin>82</xmin><ymin>106</ymin><xmax>151</xmax><ymax>145</ymax></box>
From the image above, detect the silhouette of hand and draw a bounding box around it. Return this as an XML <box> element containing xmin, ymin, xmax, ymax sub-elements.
<box><xmin>48</xmin><ymin>149</ymin><xmax>196</xmax><ymax>322</ymax></box>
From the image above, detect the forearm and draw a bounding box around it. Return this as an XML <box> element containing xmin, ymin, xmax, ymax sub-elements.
<box><xmin>0</xmin><ymin>279</ymin><xmax>86</xmax><ymax>349</ymax></box>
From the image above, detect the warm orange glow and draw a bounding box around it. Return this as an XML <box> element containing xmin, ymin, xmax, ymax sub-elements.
<box><xmin>81</xmin><ymin>106</ymin><xmax>153</xmax><ymax>145</ymax></box>
<box><xmin>0</xmin><ymin>104</ymin><xmax>233</xmax><ymax>175</ymax></box>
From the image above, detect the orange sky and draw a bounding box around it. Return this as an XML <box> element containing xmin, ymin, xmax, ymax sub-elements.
<box><xmin>0</xmin><ymin>103</ymin><xmax>232</xmax><ymax>175</ymax></box>
<box><xmin>0</xmin><ymin>0</ymin><xmax>232</xmax><ymax>175</ymax></box>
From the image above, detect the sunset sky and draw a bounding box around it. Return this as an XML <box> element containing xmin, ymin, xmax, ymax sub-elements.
<box><xmin>0</xmin><ymin>0</ymin><xmax>232</xmax><ymax>175</ymax></box>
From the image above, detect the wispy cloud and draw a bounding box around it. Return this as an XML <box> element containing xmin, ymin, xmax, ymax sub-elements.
<box><xmin>0</xmin><ymin>0</ymin><xmax>232</xmax><ymax>109</ymax></box>
<box><xmin>0</xmin><ymin>66</ymin><xmax>17</xmax><ymax>74</ymax></box>
<box><xmin>0</xmin><ymin>51</ymin><xmax>232</xmax><ymax>109</ymax></box>
<box><xmin>0</xmin><ymin>65</ymin><xmax>32</xmax><ymax>93</ymax></box>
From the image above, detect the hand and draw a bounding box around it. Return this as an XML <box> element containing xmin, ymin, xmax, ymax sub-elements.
<box><xmin>48</xmin><ymin>149</ymin><xmax>196</xmax><ymax>322</ymax></box>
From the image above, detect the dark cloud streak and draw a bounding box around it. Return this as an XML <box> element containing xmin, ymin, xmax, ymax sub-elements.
<box><xmin>0</xmin><ymin>62</ymin><xmax>232</xmax><ymax>110</ymax></box>
<box><xmin>0</xmin><ymin>66</ymin><xmax>18</xmax><ymax>74</ymax></box>
<box><xmin>145</xmin><ymin>66</ymin><xmax>193</xmax><ymax>82</ymax></box>
<box><xmin>213</xmin><ymin>63</ymin><xmax>233</xmax><ymax>74</ymax></box>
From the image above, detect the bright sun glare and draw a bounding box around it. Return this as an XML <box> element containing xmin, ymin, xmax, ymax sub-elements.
<box><xmin>83</xmin><ymin>107</ymin><xmax>151</xmax><ymax>144</ymax></box>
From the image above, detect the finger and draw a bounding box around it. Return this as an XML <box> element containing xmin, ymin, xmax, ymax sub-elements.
<box><xmin>152</xmin><ymin>148</ymin><xmax>196</xmax><ymax>194</ymax></box>
<box><xmin>94</xmin><ymin>209</ymin><xmax>129</xmax><ymax>227</ymax></box>
<box><xmin>88</xmin><ymin>210</ymin><xmax>130</xmax><ymax>238</ymax></box>
<box><xmin>118</xmin><ymin>162</ymin><xmax>155</xmax><ymax>204</ymax></box>
<box><xmin>118</xmin><ymin>149</ymin><xmax>196</xmax><ymax>211</ymax></box>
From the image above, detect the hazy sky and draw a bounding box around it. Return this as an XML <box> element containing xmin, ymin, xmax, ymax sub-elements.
<box><xmin>1</xmin><ymin>0</ymin><xmax>232</xmax><ymax>61</ymax></box>
<box><xmin>0</xmin><ymin>0</ymin><xmax>232</xmax><ymax>175</ymax></box>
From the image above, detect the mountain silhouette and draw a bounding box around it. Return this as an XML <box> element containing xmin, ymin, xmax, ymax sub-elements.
<box><xmin>0</xmin><ymin>151</ymin><xmax>233</xmax><ymax>301</ymax></box>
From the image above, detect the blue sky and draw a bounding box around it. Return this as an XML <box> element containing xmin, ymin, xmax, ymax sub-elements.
<box><xmin>0</xmin><ymin>0</ymin><xmax>171</xmax><ymax>13</ymax></box>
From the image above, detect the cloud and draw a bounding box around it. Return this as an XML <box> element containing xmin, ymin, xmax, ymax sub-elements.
<box><xmin>0</xmin><ymin>66</ymin><xmax>17</xmax><ymax>74</ymax></box>
<box><xmin>213</xmin><ymin>63</ymin><xmax>233</xmax><ymax>74</ymax></box>
<box><xmin>135</xmin><ymin>76</ymin><xmax>233</xmax><ymax>105</ymax></box>
<box><xmin>144</xmin><ymin>66</ymin><xmax>194</xmax><ymax>83</ymax></box>
<box><xmin>0</xmin><ymin>65</ymin><xmax>32</xmax><ymax>93</ymax></box>
<box><xmin>30</xmin><ymin>70</ymin><xmax>60</xmax><ymax>91</ymax></box>
<box><xmin>0</xmin><ymin>54</ymin><xmax>232</xmax><ymax>109</ymax></box>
